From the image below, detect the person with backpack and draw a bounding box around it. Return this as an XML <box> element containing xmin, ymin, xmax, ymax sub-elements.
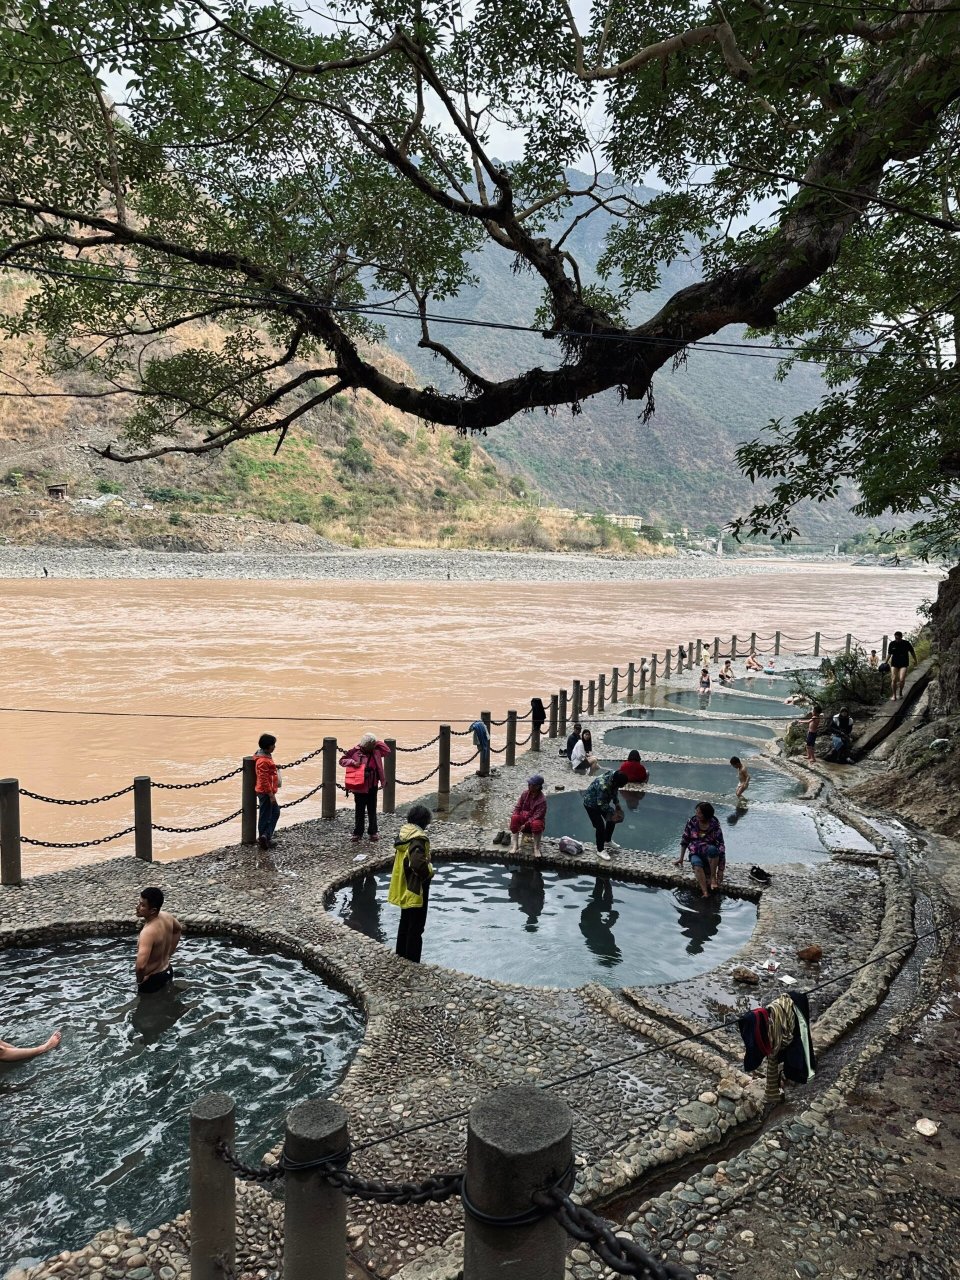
<box><xmin>340</xmin><ymin>733</ymin><xmax>391</xmax><ymax>842</ymax></box>
<box><xmin>388</xmin><ymin>804</ymin><xmax>434</xmax><ymax>962</ymax></box>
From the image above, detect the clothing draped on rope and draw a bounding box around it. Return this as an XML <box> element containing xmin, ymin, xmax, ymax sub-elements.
<box><xmin>738</xmin><ymin>991</ymin><xmax>816</xmax><ymax>1101</ymax></box>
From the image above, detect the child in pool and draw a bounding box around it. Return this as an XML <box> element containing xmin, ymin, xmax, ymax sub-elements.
<box><xmin>730</xmin><ymin>756</ymin><xmax>750</xmax><ymax>802</ymax></box>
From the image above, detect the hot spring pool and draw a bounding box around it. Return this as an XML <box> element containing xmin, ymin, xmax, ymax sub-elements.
<box><xmin>546</xmin><ymin>790</ymin><xmax>829</xmax><ymax>864</ymax></box>
<box><xmin>662</xmin><ymin>690</ymin><xmax>795</xmax><ymax>718</ymax></box>
<box><xmin>604</xmin><ymin>725</ymin><xmax>771</xmax><ymax>759</ymax></box>
<box><xmin>330</xmin><ymin>864</ymin><xmax>756</xmax><ymax>987</ymax></box>
<box><xmin>596</xmin><ymin>759</ymin><xmax>806</xmax><ymax>801</ymax></box>
<box><xmin>617</xmin><ymin>712</ymin><xmax>775</xmax><ymax>741</ymax></box>
<box><xmin>0</xmin><ymin>935</ymin><xmax>363</xmax><ymax>1267</ymax></box>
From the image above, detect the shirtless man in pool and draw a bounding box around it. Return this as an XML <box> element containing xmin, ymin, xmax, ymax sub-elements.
<box><xmin>135</xmin><ymin>887</ymin><xmax>182</xmax><ymax>994</ymax></box>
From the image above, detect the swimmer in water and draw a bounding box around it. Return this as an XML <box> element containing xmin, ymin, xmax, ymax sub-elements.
<box><xmin>135</xmin><ymin>887</ymin><xmax>182</xmax><ymax>994</ymax></box>
<box><xmin>0</xmin><ymin>1030</ymin><xmax>62</xmax><ymax>1062</ymax></box>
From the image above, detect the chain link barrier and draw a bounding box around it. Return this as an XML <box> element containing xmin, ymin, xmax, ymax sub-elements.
<box><xmin>394</xmin><ymin>734</ymin><xmax>441</xmax><ymax>753</ymax></box>
<box><xmin>395</xmin><ymin>764</ymin><xmax>441</xmax><ymax>787</ymax></box>
<box><xmin>278</xmin><ymin>746</ymin><xmax>325</xmax><ymax>770</ymax></box>
<box><xmin>152</xmin><ymin>808</ymin><xmax>243</xmax><ymax>834</ymax></box>
<box><xmin>18</xmin><ymin>784</ymin><xmax>134</xmax><ymax>806</ymax></box>
<box><xmin>535</xmin><ymin>1187</ymin><xmax>694</xmax><ymax>1279</ymax></box>
<box><xmin>21</xmin><ymin>825</ymin><xmax>137</xmax><ymax>849</ymax></box>
<box><xmin>283</xmin><ymin>783</ymin><xmax>323</xmax><ymax>808</ymax></box>
<box><xmin>515</xmin><ymin>731</ymin><xmax>533</xmax><ymax>747</ymax></box>
<box><xmin>154</xmin><ymin>766</ymin><xmax>243</xmax><ymax>791</ymax></box>
<box><xmin>450</xmin><ymin>748</ymin><xmax>481</xmax><ymax>767</ymax></box>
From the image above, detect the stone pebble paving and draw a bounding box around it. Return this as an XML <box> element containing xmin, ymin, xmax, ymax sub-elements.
<box><xmin>0</xmin><ymin>667</ymin><xmax>929</xmax><ymax>1280</ymax></box>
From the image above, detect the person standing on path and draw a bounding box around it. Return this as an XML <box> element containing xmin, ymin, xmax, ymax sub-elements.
<box><xmin>1</xmin><ymin>1030</ymin><xmax>62</xmax><ymax>1062</ymax></box>
<box><xmin>509</xmin><ymin>775</ymin><xmax>547</xmax><ymax>856</ymax></box>
<box><xmin>388</xmin><ymin>804</ymin><xmax>434</xmax><ymax>963</ymax></box>
<box><xmin>888</xmin><ymin>631</ymin><xmax>918</xmax><ymax>700</ymax></box>
<box><xmin>675</xmin><ymin>802</ymin><xmax>726</xmax><ymax>896</ymax></box>
<box><xmin>135</xmin><ymin>887</ymin><xmax>182</xmax><ymax>994</ymax></box>
<box><xmin>582</xmin><ymin>770</ymin><xmax>627</xmax><ymax>860</ymax></box>
<box><xmin>254</xmin><ymin>732</ymin><xmax>281</xmax><ymax>851</ymax></box>
<box><xmin>340</xmin><ymin>733</ymin><xmax>390</xmax><ymax>842</ymax></box>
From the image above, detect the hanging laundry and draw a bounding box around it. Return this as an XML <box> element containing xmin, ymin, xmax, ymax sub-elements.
<box><xmin>737</xmin><ymin>991</ymin><xmax>817</xmax><ymax>1092</ymax></box>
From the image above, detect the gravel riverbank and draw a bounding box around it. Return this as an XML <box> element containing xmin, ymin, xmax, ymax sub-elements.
<box><xmin>0</xmin><ymin>545</ymin><xmax>897</xmax><ymax>583</ymax></box>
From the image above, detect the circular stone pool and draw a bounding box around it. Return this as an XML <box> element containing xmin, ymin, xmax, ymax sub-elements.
<box><xmin>545</xmin><ymin>790</ymin><xmax>829</xmax><ymax>864</ymax></box>
<box><xmin>596</xmin><ymin>759</ymin><xmax>806</xmax><ymax>801</ymax></box>
<box><xmin>330</xmin><ymin>864</ymin><xmax>756</xmax><ymax>988</ymax></box>
<box><xmin>662</xmin><ymin>690</ymin><xmax>795</xmax><ymax>718</ymax></box>
<box><xmin>604</xmin><ymin>725</ymin><xmax>772</xmax><ymax>759</ymax></box>
<box><xmin>0</xmin><ymin>935</ymin><xmax>363</xmax><ymax>1267</ymax></box>
<box><xmin>616</xmin><ymin>712</ymin><xmax>775</xmax><ymax>741</ymax></box>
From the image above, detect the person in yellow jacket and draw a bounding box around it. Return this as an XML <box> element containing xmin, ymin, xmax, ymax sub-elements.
<box><xmin>388</xmin><ymin>804</ymin><xmax>435</xmax><ymax>963</ymax></box>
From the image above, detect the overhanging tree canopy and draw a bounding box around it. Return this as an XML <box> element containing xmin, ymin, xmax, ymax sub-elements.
<box><xmin>0</xmin><ymin>0</ymin><xmax>957</xmax><ymax>543</ymax></box>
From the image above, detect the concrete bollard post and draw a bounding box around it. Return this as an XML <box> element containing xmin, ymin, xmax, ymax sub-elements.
<box><xmin>664</xmin><ymin>650</ymin><xmax>672</xmax><ymax>679</ymax></box>
<box><xmin>688</xmin><ymin>640</ymin><xmax>694</xmax><ymax>672</ymax></box>
<box><xmin>731</xmin><ymin>634</ymin><xmax>738</xmax><ymax>660</ymax></box>
<box><xmin>190</xmin><ymin>1093</ymin><xmax>236</xmax><ymax>1280</ymax></box>
<box><xmin>775</xmin><ymin>631</ymin><xmax>781</xmax><ymax>656</ymax></box>
<box><xmin>587</xmin><ymin>679</ymin><xmax>595</xmax><ymax>715</ymax></box>
<box><xmin>462</xmin><ymin>1085</ymin><xmax>572</xmax><ymax>1280</ymax></box>
<box><xmin>133</xmin><ymin>776</ymin><xmax>153</xmax><ymax>863</ymax></box>
<box><xmin>284</xmin><ymin>1098</ymin><xmax>349</xmax><ymax>1280</ymax></box>
<box><xmin>610</xmin><ymin>667</ymin><xmax>619</xmax><ymax>704</ymax></box>
<box><xmin>626</xmin><ymin>662</ymin><xmax>635</xmax><ymax>699</ymax></box>
<box><xmin>597</xmin><ymin>674</ymin><xmax>605</xmax><ymax>713</ymax></box>
<box><xmin>383</xmin><ymin>738</ymin><xmax>396</xmax><ymax>815</ymax></box>
<box><xmin>0</xmin><ymin>778</ymin><xmax>22</xmax><ymax>887</ymax></box>
<box><xmin>650</xmin><ymin>655</ymin><xmax>658</xmax><ymax>686</ymax></box>
<box><xmin>438</xmin><ymin>725</ymin><xmax>452</xmax><ymax>808</ymax></box>
<box><xmin>531</xmin><ymin>718</ymin><xmax>541</xmax><ymax>754</ymax></box>
<box><xmin>548</xmin><ymin>695</ymin><xmax>558</xmax><ymax>739</ymax></box>
<box><xmin>845</xmin><ymin>633</ymin><xmax>852</xmax><ymax>656</ymax></box>
<box><xmin>882</xmin><ymin>634</ymin><xmax>889</xmax><ymax>661</ymax></box>
<box><xmin>713</xmin><ymin>636</ymin><xmax>720</xmax><ymax>661</ymax></box>
<box><xmin>321</xmin><ymin>737</ymin><xmax>338</xmax><ymax>820</ymax></box>
<box><xmin>638</xmin><ymin>662</ymin><xmax>647</xmax><ymax>692</ymax></box>
<box><xmin>695</xmin><ymin>639</ymin><xmax>702</xmax><ymax>667</ymax></box>
<box><xmin>571</xmin><ymin>681</ymin><xmax>582</xmax><ymax>721</ymax></box>
<box><xmin>814</xmin><ymin>632</ymin><xmax>821</xmax><ymax>657</ymax></box>
<box><xmin>750</xmin><ymin>631</ymin><xmax>757</xmax><ymax>655</ymax></box>
<box><xmin>558</xmin><ymin>690</ymin><xmax>567</xmax><ymax>736</ymax></box>
<box><xmin>241</xmin><ymin>756</ymin><xmax>257</xmax><ymax>845</ymax></box>
<box><xmin>479</xmin><ymin>712</ymin><xmax>491</xmax><ymax>777</ymax></box>
<box><xmin>506</xmin><ymin>711</ymin><xmax>517</xmax><ymax>768</ymax></box>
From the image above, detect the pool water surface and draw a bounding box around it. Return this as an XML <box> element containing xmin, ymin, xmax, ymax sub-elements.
<box><xmin>662</xmin><ymin>690</ymin><xmax>795</xmax><ymax>718</ymax></box>
<box><xmin>0</xmin><ymin>936</ymin><xmax>363</xmax><ymax>1267</ymax></box>
<box><xmin>604</xmin><ymin>725</ymin><xmax>771</xmax><ymax>759</ymax></box>
<box><xmin>616</xmin><ymin>713</ymin><xmax>775</xmax><ymax>741</ymax></box>
<box><xmin>596</xmin><ymin>759</ymin><xmax>806</xmax><ymax>801</ymax></box>
<box><xmin>330</xmin><ymin>864</ymin><xmax>756</xmax><ymax>987</ymax></box>
<box><xmin>545</xmin><ymin>790</ymin><xmax>829</xmax><ymax>864</ymax></box>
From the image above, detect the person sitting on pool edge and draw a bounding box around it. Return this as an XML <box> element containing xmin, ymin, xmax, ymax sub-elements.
<box><xmin>717</xmin><ymin>659</ymin><xmax>735</xmax><ymax>684</ymax></box>
<box><xmin>135</xmin><ymin>887</ymin><xmax>182</xmax><ymax>994</ymax></box>
<box><xmin>619</xmin><ymin>750</ymin><xmax>649</xmax><ymax>785</ymax></box>
<box><xmin>676</xmin><ymin>802</ymin><xmax>726</xmax><ymax>897</ymax></box>
<box><xmin>0</xmin><ymin>1029</ymin><xmax>62</xmax><ymax>1062</ymax></box>
<box><xmin>745</xmin><ymin>650</ymin><xmax>763</xmax><ymax>672</ymax></box>
<box><xmin>388</xmin><ymin>804</ymin><xmax>435</xmax><ymax>963</ymax></box>
<box><xmin>563</xmin><ymin>722</ymin><xmax>583</xmax><ymax>759</ymax></box>
<box><xmin>509</xmin><ymin>775</ymin><xmax>547</xmax><ymax>856</ymax></box>
<box><xmin>570</xmin><ymin>729</ymin><xmax>598</xmax><ymax>774</ymax></box>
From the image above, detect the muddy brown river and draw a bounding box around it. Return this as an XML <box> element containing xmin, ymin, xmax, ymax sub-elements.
<box><xmin>0</xmin><ymin>564</ymin><xmax>936</xmax><ymax>874</ymax></box>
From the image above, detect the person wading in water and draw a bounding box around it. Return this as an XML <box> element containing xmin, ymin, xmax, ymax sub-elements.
<box><xmin>135</xmin><ymin>887</ymin><xmax>182</xmax><ymax>994</ymax></box>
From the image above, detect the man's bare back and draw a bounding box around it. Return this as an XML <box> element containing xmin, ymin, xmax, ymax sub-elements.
<box><xmin>135</xmin><ymin>890</ymin><xmax>182</xmax><ymax>992</ymax></box>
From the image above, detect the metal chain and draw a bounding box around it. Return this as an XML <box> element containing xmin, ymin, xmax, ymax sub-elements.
<box><xmin>152</xmin><ymin>808</ymin><xmax>243</xmax><ymax>834</ymax></box>
<box><xmin>21</xmin><ymin>825</ymin><xmax>137</xmax><ymax>849</ymax></box>
<box><xmin>489</xmin><ymin>743</ymin><xmax>507</xmax><ymax>755</ymax></box>
<box><xmin>216</xmin><ymin>1142</ymin><xmax>285</xmax><ymax>1183</ymax></box>
<box><xmin>283</xmin><ymin>783</ymin><xmax>322</xmax><ymax>808</ymax></box>
<box><xmin>450</xmin><ymin>749</ymin><xmax>481</xmax><ymax>766</ymax></box>
<box><xmin>515</xmin><ymin>731</ymin><xmax>533</xmax><ymax>747</ymax></box>
<box><xmin>489</xmin><ymin>716</ymin><xmax>508</xmax><ymax>726</ymax></box>
<box><xmin>395</xmin><ymin>764</ymin><xmax>441</xmax><ymax>787</ymax></box>
<box><xmin>18</xmin><ymin>784</ymin><xmax>134</xmax><ymax>806</ymax></box>
<box><xmin>215</xmin><ymin>1142</ymin><xmax>462</xmax><ymax>1204</ymax></box>
<box><xmin>535</xmin><ymin>1188</ymin><xmax>695</xmax><ymax>1280</ymax></box>
<box><xmin>394</xmin><ymin>734</ymin><xmax>441</xmax><ymax>753</ymax></box>
<box><xmin>278</xmin><ymin>746</ymin><xmax>325</xmax><ymax>770</ymax></box>
<box><xmin>450</xmin><ymin>726</ymin><xmax>474</xmax><ymax>736</ymax></box>
<box><xmin>154</xmin><ymin>766</ymin><xmax>242</xmax><ymax>791</ymax></box>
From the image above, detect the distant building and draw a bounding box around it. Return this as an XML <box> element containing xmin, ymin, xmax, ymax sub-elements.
<box><xmin>605</xmin><ymin>513</ymin><xmax>644</xmax><ymax>532</ymax></box>
<box><xmin>46</xmin><ymin>483</ymin><xmax>67</xmax><ymax>501</ymax></box>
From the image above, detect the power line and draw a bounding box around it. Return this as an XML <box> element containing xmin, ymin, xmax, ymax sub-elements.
<box><xmin>0</xmin><ymin>257</ymin><xmax>885</xmax><ymax>368</ymax></box>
